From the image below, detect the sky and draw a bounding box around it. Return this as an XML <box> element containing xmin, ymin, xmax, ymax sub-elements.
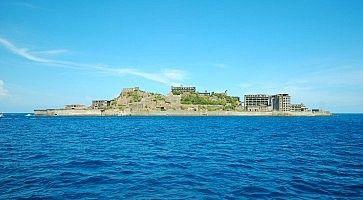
<box><xmin>0</xmin><ymin>0</ymin><xmax>362</xmax><ymax>113</ymax></box>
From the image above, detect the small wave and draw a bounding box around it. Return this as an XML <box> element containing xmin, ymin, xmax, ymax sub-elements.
<box><xmin>74</xmin><ymin>175</ymin><xmax>116</xmax><ymax>185</ymax></box>
<box><xmin>27</xmin><ymin>153</ymin><xmax>49</xmax><ymax>160</ymax></box>
<box><xmin>63</xmin><ymin>160</ymin><xmax>114</xmax><ymax>169</ymax></box>
<box><xmin>232</xmin><ymin>186</ymin><xmax>271</xmax><ymax>198</ymax></box>
<box><xmin>197</xmin><ymin>188</ymin><xmax>219</xmax><ymax>196</ymax></box>
<box><xmin>161</xmin><ymin>162</ymin><xmax>188</xmax><ymax>169</ymax></box>
<box><xmin>227</xmin><ymin>163</ymin><xmax>254</xmax><ymax>169</ymax></box>
<box><xmin>290</xmin><ymin>178</ymin><xmax>330</xmax><ymax>195</ymax></box>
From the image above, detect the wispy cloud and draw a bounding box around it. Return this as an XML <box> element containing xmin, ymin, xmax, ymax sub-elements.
<box><xmin>237</xmin><ymin>66</ymin><xmax>363</xmax><ymax>111</ymax></box>
<box><xmin>33</xmin><ymin>49</ymin><xmax>68</xmax><ymax>56</ymax></box>
<box><xmin>0</xmin><ymin>37</ymin><xmax>186</xmax><ymax>85</ymax></box>
<box><xmin>0</xmin><ymin>38</ymin><xmax>54</xmax><ymax>63</ymax></box>
<box><xmin>0</xmin><ymin>80</ymin><xmax>9</xmax><ymax>98</ymax></box>
<box><xmin>9</xmin><ymin>2</ymin><xmax>42</xmax><ymax>10</ymax></box>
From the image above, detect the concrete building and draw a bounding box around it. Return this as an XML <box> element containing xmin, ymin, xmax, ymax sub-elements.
<box><xmin>92</xmin><ymin>100</ymin><xmax>111</xmax><ymax>109</ymax></box>
<box><xmin>244</xmin><ymin>94</ymin><xmax>272</xmax><ymax>111</ymax></box>
<box><xmin>244</xmin><ymin>93</ymin><xmax>301</xmax><ymax>112</ymax></box>
<box><xmin>271</xmin><ymin>94</ymin><xmax>291</xmax><ymax>112</ymax></box>
<box><xmin>291</xmin><ymin>103</ymin><xmax>308</xmax><ymax>112</ymax></box>
<box><xmin>171</xmin><ymin>86</ymin><xmax>196</xmax><ymax>95</ymax></box>
<box><xmin>122</xmin><ymin>87</ymin><xmax>140</xmax><ymax>94</ymax></box>
<box><xmin>197</xmin><ymin>90</ymin><xmax>211</xmax><ymax>96</ymax></box>
<box><xmin>65</xmin><ymin>104</ymin><xmax>87</xmax><ymax>110</ymax></box>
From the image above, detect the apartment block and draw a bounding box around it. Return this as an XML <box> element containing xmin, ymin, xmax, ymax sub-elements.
<box><xmin>271</xmin><ymin>94</ymin><xmax>291</xmax><ymax>112</ymax></box>
<box><xmin>244</xmin><ymin>94</ymin><xmax>272</xmax><ymax>111</ymax></box>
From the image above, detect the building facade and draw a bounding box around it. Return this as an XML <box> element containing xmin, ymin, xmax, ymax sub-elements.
<box><xmin>122</xmin><ymin>87</ymin><xmax>140</xmax><ymax>94</ymax></box>
<box><xmin>197</xmin><ymin>90</ymin><xmax>211</xmax><ymax>96</ymax></box>
<box><xmin>291</xmin><ymin>103</ymin><xmax>308</xmax><ymax>112</ymax></box>
<box><xmin>64</xmin><ymin>104</ymin><xmax>87</xmax><ymax>110</ymax></box>
<box><xmin>91</xmin><ymin>100</ymin><xmax>111</xmax><ymax>109</ymax></box>
<box><xmin>271</xmin><ymin>94</ymin><xmax>291</xmax><ymax>112</ymax></box>
<box><xmin>244</xmin><ymin>94</ymin><xmax>272</xmax><ymax>111</ymax></box>
<box><xmin>171</xmin><ymin>86</ymin><xmax>196</xmax><ymax>95</ymax></box>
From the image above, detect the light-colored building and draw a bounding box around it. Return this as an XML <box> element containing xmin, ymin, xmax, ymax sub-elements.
<box><xmin>291</xmin><ymin>103</ymin><xmax>308</xmax><ymax>112</ymax></box>
<box><xmin>271</xmin><ymin>94</ymin><xmax>291</xmax><ymax>112</ymax></box>
<box><xmin>65</xmin><ymin>104</ymin><xmax>87</xmax><ymax>110</ymax></box>
<box><xmin>91</xmin><ymin>100</ymin><xmax>110</xmax><ymax>109</ymax></box>
<box><xmin>244</xmin><ymin>94</ymin><xmax>272</xmax><ymax>111</ymax></box>
<box><xmin>122</xmin><ymin>87</ymin><xmax>140</xmax><ymax>94</ymax></box>
<box><xmin>171</xmin><ymin>86</ymin><xmax>196</xmax><ymax>94</ymax></box>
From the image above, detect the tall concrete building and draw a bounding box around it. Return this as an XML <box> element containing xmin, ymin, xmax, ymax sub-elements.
<box><xmin>244</xmin><ymin>94</ymin><xmax>271</xmax><ymax>111</ymax></box>
<box><xmin>271</xmin><ymin>94</ymin><xmax>291</xmax><ymax>112</ymax></box>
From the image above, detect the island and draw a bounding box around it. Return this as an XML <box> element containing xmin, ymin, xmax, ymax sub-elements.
<box><xmin>34</xmin><ymin>86</ymin><xmax>331</xmax><ymax>116</ymax></box>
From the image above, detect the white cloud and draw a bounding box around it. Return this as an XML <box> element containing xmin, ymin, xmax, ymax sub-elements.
<box><xmin>0</xmin><ymin>37</ymin><xmax>186</xmax><ymax>86</ymax></box>
<box><xmin>0</xmin><ymin>80</ymin><xmax>9</xmax><ymax>98</ymax></box>
<box><xmin>162</xmin><ymin>69</ymin><xmax>186</xmax><ymax>81</ymax></box>
<box><xmin>33</xmin><ymin>49</ymin><xmax>68</xmax><ymax>56</ymax></box>
<box><xmin>0</xmin><ymin>38</ymin><xmax>54</xmax><ymax>63</ymax></box>
<box><xmin>237</xmin><ymin>66</ymin><xmax>363</xmax><ymax>112</ymax></box>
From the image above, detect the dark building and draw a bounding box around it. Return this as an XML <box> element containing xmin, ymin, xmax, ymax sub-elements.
<box><xmin>64</xmin><ymin>104</ymin><xmax>87</xmax><ymax>110</ymax></box>
<box><xmin>91</xmin><ymin>100</ymin><xmax>111</xmax><ymax>109</ymax></box>
<box><xmin>271</xmin><ymin>94</ymin><xmax>291</xmax><ymax>112</ymax></box>
<box><xmin>291</xmin><ymin>103</ymin><xmax>308</xmax><ymax>112</ymax></box>
<box><xmin>171</xmin><ymin>86</ymin><xmax>196</xmax><ymax>95</ymax></box>
<box><xmin>197</xmin><ymin>90</ymin><xmax>211</xmax><ymax>96</ymax></box>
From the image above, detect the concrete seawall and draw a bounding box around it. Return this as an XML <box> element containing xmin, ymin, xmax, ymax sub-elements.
<box><xmin>34</xmin><ymin>109</ymin><xmax>332</xmax><ymax>116</ymax></box>
<box><xmin>34</xmin><ymin>109</ymin><xmax>102</xmax><ymax>116</ymax></box>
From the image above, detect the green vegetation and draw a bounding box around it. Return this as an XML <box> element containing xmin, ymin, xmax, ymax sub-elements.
<box><xmin>154</xmin><ymin>94</ymin><xmax>165</xmax><ymax>101</ymax></box>
<box><xmin>117</xmin><ymin>105</ymin><xmax>125</xmax><ymax>111</ymax></box>
<box><xmin>181</xmin><ymin>93</ymin><xmax>240</xmax><ymax>109</ymax></box>
<box><xmin>181</xmin><ymin>93</ymin><xmax>222</xmax><ymax>105</ymax></box>
<box><xmin>126</xmin><ymin>91</ymin><xmax>142</xmax><ymax>102</ymax></box>
<box><xmin>106</xmin><ymin>100</ymin><xmax>117</xmax><ymax>109</ymax></box>
<box><xmin>207</xmin><ymin>106</ymin><xmax>221</xmax><ymax>111</ymax></box>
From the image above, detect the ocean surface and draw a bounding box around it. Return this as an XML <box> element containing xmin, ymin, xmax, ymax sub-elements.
<box><xmin>0</xmin><ymin>114</ymin><xmax>362</xmax><ymax>199</ymax></box>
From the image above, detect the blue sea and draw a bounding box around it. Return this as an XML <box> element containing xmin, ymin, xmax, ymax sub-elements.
<box><xmin>0</xmin><ymin>114</ymin><xmax>362</xmax><ymax>199</ymax></box>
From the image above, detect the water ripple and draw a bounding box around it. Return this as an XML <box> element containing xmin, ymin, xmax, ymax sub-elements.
<box><xmin>0</xmin><ymin>114</ymin><xmax>362</xmax><ymax>199</ymax></box>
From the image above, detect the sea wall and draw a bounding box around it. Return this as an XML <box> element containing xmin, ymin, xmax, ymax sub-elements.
<box><xmin>129</xmin><ymin>110</ymin><xmax>331</xmax><ymax>116</ymax></box>
<box><xmin>34</xmin><ymin>109</ymin><xmax>331</xmax><ymax>116</ymax></box>
<box><xmin>34</xmin><ymin>109</ymin><xmax>102</xmax><ymax>116</ymax></box>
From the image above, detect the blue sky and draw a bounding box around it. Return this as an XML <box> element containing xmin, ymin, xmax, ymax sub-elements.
<box><xmin>0</xmin><ymin>0</ymin><xmax>362</xmax><ymax>112</ymax></box>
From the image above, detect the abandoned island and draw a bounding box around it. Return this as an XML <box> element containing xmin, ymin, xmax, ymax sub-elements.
<box><xmin>34</xmin><ymin>86</ymin><xmax>331</xmax><ymax>116</ymax></box>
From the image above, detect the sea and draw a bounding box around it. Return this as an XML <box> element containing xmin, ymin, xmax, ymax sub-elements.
<box><xmin>0</xmin><ymin>114</ymin><xmax>362</xmax><ymax>199</ymax></box>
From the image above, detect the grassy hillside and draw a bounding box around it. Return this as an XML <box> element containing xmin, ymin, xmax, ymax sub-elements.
<box><xmin>181</xmin><ymin>93</ymin><xmax>240</xmax><ymax>109</ymax></box>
